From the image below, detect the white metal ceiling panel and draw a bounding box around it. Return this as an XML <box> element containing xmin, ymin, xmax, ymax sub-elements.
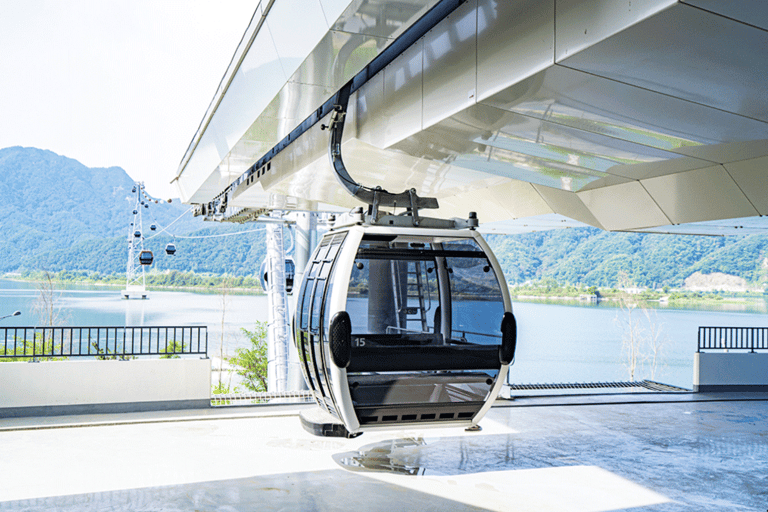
<box><xmin>577</xmin><ymin>181</ymin><xmax>670</xmax><ymax>231</ymax></box>
<box><xmin>681</xmin><ymin>0</ymin><xmax>768</xmax><ymax>32</ymax></box>
<box><xmin>438</xmin><ymin>182</ymin><xmax>530</xmax><ymax>223</ymax></box>
<box><xmin>422</xmin><ymin>0</ymin><xmax>478</xmax><ymax>129</ymax></box>
<box><xmin>634</xmin><ymin>216</ymin><xmax>768</xmax><ymax>236</ymax></box>
<box><xmin>724</xmin><ymin>156</ymin><xmax>768</xmax><ymax>216</ymax></box>
<box><xmin>554</xmin><ymin>0</ymin><xmax>676</xmax><ymax>61</ymax></box>
<box><xmin>318</xmin><ymin>0</ymin><xmax>354</xmax><ymax>28</ymax></box>
<box><xmin>482</xmin><ymin>66</ymin><xmax>768</xmax><ymax>151</ymax></box>
<box><xmin>180</xmin><ymin>23</ymin><xmax>285</xmax><ymax>203</ymax></box>
<box><xmin>559</xmin><ymin>3</ymin><xmax>768</xmax><ymax>122</ymax></box>
<box><xmin>600</xmin><ymin>156</ymin><xmax>713</xmax><ymax>181</ymax></box>
<box><xmin>672</xmin><ymin>140</ymin><xmax>768</xmax><ymax>165</ymax></box>
<box><xmin>476</xmin><ymin>0</ymin><xmax>553</xmax><ymax>102</ymax></box>
<box><xmin>481</xmin><ymin>178</ymin><xmax>553</xmax><ymax>219</ymax></box>
<box><xmin>266</xmin><ymin>0</ymin><xmax>329</xmax><ymax>80</ymax></box>
<box><xmin>533</xmin><ymin>183</ymin><xmax>604</xmax><ymax>229</ymax></box>
<box><xmin>327</xmin><ymin>0</ymin><xmax>441</xmax><ymax>41</ymax></box>
<box><xmin>288</xmin><ymin>31</ymin><xmax>390</xmax><ymax>90</ymax></box>
<box><xmin>355</xmin><ymin>74</ymin><xmax>386</xmax><ymax>147</ymax></box>
<box><xmin>387</xmin><ymin>103</ymin><xmax>679</xmax><ymax>191</ymax></box>
<box><xmin>480</xmin><ymin>213</ymin><xmax>590</xmax><ymax>235</ymax></box>
<box><xmin>380</xmin><ymin>38</ymin><xmax>424</xmax><ymax>147</ymax></box>
<box><xmin>641</xmin><ymin>165</ymin><xmax>759</xmax><ymax>225</ymax></box>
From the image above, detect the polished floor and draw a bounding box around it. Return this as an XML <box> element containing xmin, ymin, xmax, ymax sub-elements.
<box><xmin>0</xmin><ymin>394</ymin><xmax>766</xmax><ymax>511</ymax></box>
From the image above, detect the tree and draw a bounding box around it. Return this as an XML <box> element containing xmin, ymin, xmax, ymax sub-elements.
<box><xmin>216</xmin><ymin>278</ymin><xmax>232</xmax><ymax>388</ymax></box>
<box><xmin>614</xmin><ymin>272</ymin><xmax>667</xmax><ymax>381</ymax></box>
<box><xmin>0</xmin><ymin>333</ymin><xmax>68</xmax><ymax>362</ymax></box>
<box><xmin>33</xmin><ymin>270</ymin><xmax>66</xmax><ymax>326</ymax></box>
<box><xmin>160</xmin><ymin>340</ymin><xmax>186</xmax><ymax>359</ymax></box>
<box><xmin>615</xmin><ymin>274</ymin><xmax>643</xmax><ymax>381</ymax></box>
<box><xmin>228</xmin><ymin>321</ymin><xmax>269</xmax><ymax>392</ymax></box>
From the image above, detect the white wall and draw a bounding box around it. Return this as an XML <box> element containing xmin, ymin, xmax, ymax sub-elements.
<box><xmin>693</xmin><ymin>352</ymin><xmax>768</xmax><ymax>391</ymax></box>
<box><xmin>0</xmin><ymin>359</ymin><xmax>210</xmax><ymax>413</ymax></box>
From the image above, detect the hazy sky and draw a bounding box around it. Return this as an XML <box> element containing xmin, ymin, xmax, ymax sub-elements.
<box><xmin>0</xmin><ymin>0</ymin><xmax>258</xmax><ymax>199</ymax></box>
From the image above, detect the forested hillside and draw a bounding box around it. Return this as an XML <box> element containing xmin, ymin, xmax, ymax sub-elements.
<box><xmin>0</xmin><ymin>146</ymin><xmax>267</xmax><ymax>276</ymax></box>
<box><xmin>488</xmin><ymin>228</ymin><xmax>768</xmax><ymax>288</ymax></box>
<box><xmin>2</xmin><ymin>146</ymin><xmax>767</xmax><ymax>289</ymax></box>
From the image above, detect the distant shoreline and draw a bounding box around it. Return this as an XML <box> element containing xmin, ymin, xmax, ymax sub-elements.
<box><xmin>0</xmin><ymin>275</ymin><xmax>266</xmax><ymax>295</ymax></box>
<box><xmin>510</xmin><ymin>292</ymin><xmax>766</xmax><ymax>309</ymax></box>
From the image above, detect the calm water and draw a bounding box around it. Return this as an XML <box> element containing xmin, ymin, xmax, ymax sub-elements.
<box><xmin>2</xmin><ymin>279</ymin><xmax>767</xmax><ymax>389</ymax></box>
<box><xmin>0</xmin><ymin>279</ymin><xmax>269</xmax><ymax>358</ymax></box>
<box><xmin>511</xmin><ymin>299</ymin><xmax>768</xmax><ymax>389</ymax></box>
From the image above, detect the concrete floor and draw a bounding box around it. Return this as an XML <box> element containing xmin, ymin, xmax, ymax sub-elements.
<box><xmin>0</xmin><ymin>394</ymin><xmax>766</xmax><ymax>511</ymax></box>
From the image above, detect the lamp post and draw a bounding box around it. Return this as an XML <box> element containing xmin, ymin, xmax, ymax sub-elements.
<box><xmin>0</xmin><ymin>311</ymin><xmax>21</xmax><ymax>321</ymax></box>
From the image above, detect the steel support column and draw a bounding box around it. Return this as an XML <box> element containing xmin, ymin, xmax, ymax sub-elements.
<box><xmin>266</xmin><ymin>210</ymin><xmax>289</xmax><ymax>392</ymax></box>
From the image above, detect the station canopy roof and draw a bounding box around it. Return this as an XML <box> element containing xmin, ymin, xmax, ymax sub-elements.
<box><xmin>174</xmin><ymin>0</ymin><xmax>768</xmax><ymax>235</ymax></box>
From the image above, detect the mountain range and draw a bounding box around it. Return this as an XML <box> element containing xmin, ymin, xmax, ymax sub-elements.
<box><xmin>0</xmin><ymin>146</ymin><xmax>267</xmax><ymax>277</ymax></box>
<box><xmin>2</xmin><ymin>146</ymin><xmax>767</xmax><ymax>289</ymax></box>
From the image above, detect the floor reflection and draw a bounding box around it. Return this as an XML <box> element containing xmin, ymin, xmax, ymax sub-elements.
<box><xmin>333</xmin><ymin>434</ymin><xmax>515</xmax><ymax>476</ymax></box>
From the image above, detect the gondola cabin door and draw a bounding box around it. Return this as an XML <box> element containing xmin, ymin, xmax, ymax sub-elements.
<box><xmin>295</xmin><ymin>224</ymin><xmax>515</xmax><ymax>435</ymax></box>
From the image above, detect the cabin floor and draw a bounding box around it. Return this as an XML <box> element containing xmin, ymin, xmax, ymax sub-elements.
<box><xmin>1</xmin><ymin>392</ymin><xmax>766</xmax><ymax>511</ymax></box>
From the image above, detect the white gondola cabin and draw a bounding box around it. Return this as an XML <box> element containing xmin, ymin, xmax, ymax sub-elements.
<box><xmin>294</xmin><ymin>213</ymin><xmax>516</xmax><ymax>437</ymax></box>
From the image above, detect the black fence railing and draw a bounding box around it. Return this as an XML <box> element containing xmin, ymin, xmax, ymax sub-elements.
<box><xmin>698</xmin><ymin>326</ymin><xmax>768</xmax><ymax>353</ymax></box>
<box><xmin>0</xmin><ymin>326</ymin><xmax>208</xmax><ymax>360</ymax></box>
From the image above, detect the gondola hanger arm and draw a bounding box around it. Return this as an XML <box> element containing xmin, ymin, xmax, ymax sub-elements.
<box><xmin>322</xmin><ymin>83</ymin><xmax>438</xmax><ymax>226</ymax></box>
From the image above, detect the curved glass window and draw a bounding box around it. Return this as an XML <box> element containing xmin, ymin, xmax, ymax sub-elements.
<box><xmin>443</xmin><ymin>239</ymin><xmax>504</xmax><ymax>345</ymax></box>
<box><xmin>345</xmin><ymin>237</ymin><xmax>504</xmax><ymax>346</ymax></box>
<box><xmin>295</xmin><ymin>231</ymin><xmax>347</xmax><ymax>405</ymax></box>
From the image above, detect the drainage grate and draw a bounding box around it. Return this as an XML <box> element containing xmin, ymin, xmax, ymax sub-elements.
<box><xmin>507</xmin><ymin>379</ymin><xmax>690</xmax><ymax>394</ymax></box>
<box><xmin>638</xmin><ymin>380</ymin><xmax>691</xmax><ymax>392</ymax></box>
<box><xmin>211</xmin><ymin>390</ymin><xmax>314</xmax><ymax>407</ymax></box>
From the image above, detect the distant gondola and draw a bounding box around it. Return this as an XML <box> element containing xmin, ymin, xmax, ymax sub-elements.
<box><xmin>133</xmin><ymin>231</ymin><xmax>141</xmax><ymax>238</ymax></box>
<box><xmin>165</xmin><ymin>243</ymin><xmax>176</xmax><ymax>255</ymax></box>
<box><xmin>260</xmin><ymin>257</ymin><xmax>296</xmax><ymax>294</ymax></box>
<box><xmin>150</xmin><ymin>224</ymin><xmax>157</xmax><ymax>231</ymax></box>
<box><xmin>138</xmin><ymin>250</ymin><xmax>153</xmax><ymax>265</ymax></box>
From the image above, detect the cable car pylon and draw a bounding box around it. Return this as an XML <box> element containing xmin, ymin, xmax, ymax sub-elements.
<box><xmin>122</xmin><ymin>181</ymin><xmax>151</xmax><ymax>299</ymax></box>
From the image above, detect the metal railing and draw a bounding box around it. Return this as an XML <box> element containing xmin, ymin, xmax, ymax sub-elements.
<box><xmin>0</xmin><ymin>326</ymin><xmax>207</xmax><ymax>360</ymax></box>
<box><xmin>698</xmin><ymin>326</ymin><xmax>768</xmax><ymax>353</ymax></box>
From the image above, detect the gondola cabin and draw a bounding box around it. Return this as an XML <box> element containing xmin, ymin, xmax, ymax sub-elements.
<box><xmin>165</xmin><ymin>243</ymin><xmax>176</xmax><ymax>255</ymax></box>
<box><xmin>260</xmin><ymin>257</ymin><xmax>296</xmax><ymax>294</ymax></box>
<box><xmin>139</xmin><ymin>250</ymin><xmax>154</xmax><ymax>265</ymax></box>
<box><xmin>295</xmin><ymin>219</ymin><xmax>515</xmax><ymax>437</ymax></box>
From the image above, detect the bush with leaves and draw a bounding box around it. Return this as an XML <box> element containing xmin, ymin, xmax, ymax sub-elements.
<box><xmin>228</xmin><ymin>321</ymin><xmax>268</xmax><ymax>392</ymax></box>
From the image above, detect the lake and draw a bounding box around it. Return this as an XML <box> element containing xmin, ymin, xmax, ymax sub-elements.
<box><xmin>2</xmin><ymin>279</ymin><xmax>766</xmax><ymax>389</ymax></box>
<box><xmin>0</xmin><ymin>279</ymin><xmax>268</xmax><ymax>361</ymax></box>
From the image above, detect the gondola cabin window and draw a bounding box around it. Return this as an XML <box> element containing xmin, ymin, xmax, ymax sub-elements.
<box><xmin>346</xmin><ymin>237</ymin><xmax>504</xmax><ymax>347</ymax></box>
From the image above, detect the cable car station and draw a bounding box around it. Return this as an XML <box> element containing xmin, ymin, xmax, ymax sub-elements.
<box><xmin>3</xmin><ymin>1</ymin><xmax>768</xmax><ymax>510</ymax></box>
